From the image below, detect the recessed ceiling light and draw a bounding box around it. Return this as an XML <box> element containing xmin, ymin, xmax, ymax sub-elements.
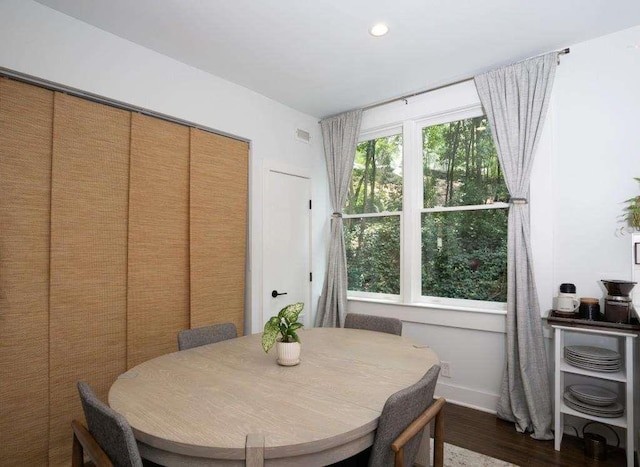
<box><xmin>369</xmin><ymin>23</ymin><xmax>389</xmax><ymax>37</ymax></box>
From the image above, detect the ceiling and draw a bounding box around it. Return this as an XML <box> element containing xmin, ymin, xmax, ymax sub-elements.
<box><xmin>34</xmin><ymin>0</ymin><xmax>640</xmax><ymax>118</ymax></box>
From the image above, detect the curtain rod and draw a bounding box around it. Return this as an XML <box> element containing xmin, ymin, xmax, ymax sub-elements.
<box><xmin>0</xmin><ymin>67</ymin><xmax>250</xmax><ymax>144</ymax></box>
<box><xmin>358</xmin><ymin>47</ymin><xmax>571</xmax><ymax>113</ymax></box>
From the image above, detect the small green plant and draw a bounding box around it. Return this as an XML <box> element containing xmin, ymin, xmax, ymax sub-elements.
<box><xmin>261</xmin><ymin>302</ymin><xmax>304</xmax><ymax>353</ymax></box>
<box><xmin>620</xmin><ymin>177</ymin><xmax>640</xmax><ymax>234</ymax></box>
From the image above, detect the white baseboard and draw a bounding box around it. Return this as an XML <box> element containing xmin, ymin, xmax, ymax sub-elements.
<box><xmin>436</xmin><ymin>381</ymin><xmax>499</xmax><ymax>414</ymax></box>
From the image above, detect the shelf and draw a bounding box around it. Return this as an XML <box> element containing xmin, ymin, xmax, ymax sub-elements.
<box><xmin>560</xmin><ymin>359</ymin><xmax>626</xmax><ymax>382</ymax></box>
<box><xmin>553</xmin><ymin>323</ymin><xmax>636</xmax><ymax>466</ymax></box>
<box><xmin>560</xmin><ymin>401</ymin><xmax>627</xmax><ymax>428</ymax></box>
<box><xmin>547</xmin><ymin>314</ymin><xmax>640</xmax><ymax>332</ymax></box>
<box><xmin>550</xmin><ymin>323</ymin><xmax>639</xmax><ymax>338</ymax></box>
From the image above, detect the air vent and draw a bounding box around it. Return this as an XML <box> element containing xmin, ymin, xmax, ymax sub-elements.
<box><xmin>296</xmin><ymin>128</ymin><xmax>310</xmax><ymax>144</ymax></box>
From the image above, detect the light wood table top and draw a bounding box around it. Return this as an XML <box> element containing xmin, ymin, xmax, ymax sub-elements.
<box><xmin>109</xmin><ymin>327</ymin><xmax>439</xmax><ymax>466</ymax></box>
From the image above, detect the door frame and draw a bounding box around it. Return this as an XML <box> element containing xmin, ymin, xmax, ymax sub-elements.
<box><xmin>261</xmin><ymin>163</ymin><xmax>313</xmax><ymax>330</ymax></box>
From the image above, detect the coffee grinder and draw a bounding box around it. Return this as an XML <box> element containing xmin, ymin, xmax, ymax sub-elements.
<box><xmin>601</xmin><ymin>280</ymin><xmax>637</xmax><ymax>324</ymax></box>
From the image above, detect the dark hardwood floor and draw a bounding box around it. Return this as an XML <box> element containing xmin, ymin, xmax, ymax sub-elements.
<box><xmin>442</xmin><ymin>403</ymin><xmax>630</xmax><ymax>466</ymax></box>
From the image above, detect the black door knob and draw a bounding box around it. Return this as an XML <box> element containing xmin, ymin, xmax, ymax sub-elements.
<box><xmin>271</xmin><ymin>290</ymin><xmax>288</xmax><ymax>298</ymax></box>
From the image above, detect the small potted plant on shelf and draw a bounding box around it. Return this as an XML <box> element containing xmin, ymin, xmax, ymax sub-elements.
<box><xmin>262</xmin><ymin>302</ymin><xmax>304</xmax><ymax>366</ymax></box>
<box><xmin>619</xmin><ymin>177</ymin><xmax>640</xmax><ymax>235</ymax></box>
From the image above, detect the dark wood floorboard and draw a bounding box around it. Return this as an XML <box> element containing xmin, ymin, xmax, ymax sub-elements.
<box><xmin>441</xmin><ymin>403</ymin><xmax>630</xmax><ymax>466</ymax></box>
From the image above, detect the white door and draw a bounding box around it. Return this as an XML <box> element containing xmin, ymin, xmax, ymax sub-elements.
<box><xmin>262</xmin><ymin>169</ymin><xmax>312</xmax><ymax>328</ymax></box>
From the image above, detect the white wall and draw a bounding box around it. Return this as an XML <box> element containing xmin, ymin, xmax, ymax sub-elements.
<box><xmin>351</xmin><ymin>24</ymin><xmax>640</xmax><ymax>412</ymax></box>
<box><xmin>0</xmin><ymin>0</ymin><xmax>328</xmax><ymax>333</ymax></box>
<box><xmin>549</xmin><ymin>27</ymin><xmax>640</xmax><ymax>444</ymax></box>
<box><xmin>552</xmin><ymin>25</ymin><xmax>640</xmax><ymax>297</ymax></box>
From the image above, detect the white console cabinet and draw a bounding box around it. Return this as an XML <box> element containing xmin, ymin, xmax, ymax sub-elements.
<box><xmin>553</xmin><ymin>324</ymin><xmax>637</xmax><ymax>466</ymax></box>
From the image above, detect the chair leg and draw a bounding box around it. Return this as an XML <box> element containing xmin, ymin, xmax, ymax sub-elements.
<box><xmin>433</xmin><ymin>409</ymin><xmax>444</xmax><ymax>467</ymax></box>
<box><xmin>72</xmin><ymin>432</ymin><xmax>84</xmax><ymax>467</ymax></box>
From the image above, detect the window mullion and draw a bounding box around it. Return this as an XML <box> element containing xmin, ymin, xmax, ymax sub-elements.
<box><xmin>401</xmin><ymin>120</ymin><xmax>421</xmax><ymax>304</ymax></box>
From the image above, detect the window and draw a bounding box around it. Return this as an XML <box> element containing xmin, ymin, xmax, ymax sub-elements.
<box><xmin>345</xmin><ymin>111</ymin><xmax>509</xmax><ymax>308</ymax></box>
<box><xmin>421</xmin><ymin>116</ymin><xmax>508</xmax><ymax>303</ymax></box>
<box><xmin>344</xmin><ymin>131</ymin><xmax>402</xmax><ymax>297</ymax></box>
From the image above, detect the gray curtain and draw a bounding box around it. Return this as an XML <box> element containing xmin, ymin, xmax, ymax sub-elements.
<box><xmin>474</xmin><ymin>53</ymin><xmax>556</xmax><ymax>440</ymax></box>
<box><xmin>315</xmin><ymin>109</ymin><xmax>362</xmax><ymax>328</ymax></box>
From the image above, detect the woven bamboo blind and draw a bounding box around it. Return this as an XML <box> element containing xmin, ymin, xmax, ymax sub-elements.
<box><xmin>0</xmin><ymin>79</ymin><xmax>53</xmax><ymax>466</ymax></box>
<box><xmin>49</xmin><ymin>93</ymin><xmax>130</xmax><ymax>465</ymax></box>
<box><xmin>190</xmin><ymin>129</ymin><xmax>248</xmax><ymax>333</ymax></box>
<box><xmin>127</xmin><ymin>113</ymin><xmax>190</xmax><ymax>367</ymax></box>
<box><xmin>0</xmin><ymin>79</ymin><xmax>248</xmax><ymax>466</ymax></box>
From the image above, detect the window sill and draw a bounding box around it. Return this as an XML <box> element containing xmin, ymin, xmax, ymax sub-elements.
<box><xmin>347</xmin><ymin>296</ymin><xmax>507</xmax><ymax>315</ymax></box>
<box><xmin>347</xmin><ymin>297</ymin><xmax>508</xmax><ymax>333</ymax></box>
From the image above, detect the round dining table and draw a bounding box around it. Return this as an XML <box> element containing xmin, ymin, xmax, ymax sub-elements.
<box><xmin>109</xmin><ymin>327</ymin><xmax>439</xmax><ymax>466</ymax></box>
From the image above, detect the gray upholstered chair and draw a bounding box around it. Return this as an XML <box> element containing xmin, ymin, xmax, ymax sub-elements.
<box><xmin>344</xmin><ymin>313</ymin><xmax>403</xmax><ymax>336</ymax></box>
<box><xmin>370</xmin><ymin>364</ymin><xmax>444</xmax><ymax>467</ymax></box>
<box><xmin>336</xmin><ymin>365</ymin><xmax>444</xmax><ymax>467</ymax></box>
<box><xmin>177</xmin><ymin>322</ymin><xmax>238</xmax><ymax>351</ymax></box>
<box><xmin>74</xmin><ymin>381</ymin><xmax>143</xmax><ymax>467</ymax></box>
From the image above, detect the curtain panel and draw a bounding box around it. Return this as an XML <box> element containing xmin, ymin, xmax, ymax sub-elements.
<box><xmin>315</xmin><ymin>109</ymin><xmax>362</xmax><ymax>327</ymax></box>
<box><xmin>474</xmin><ymin>53</ymin><xmax>557</xmax><ymax>440</ymax></box>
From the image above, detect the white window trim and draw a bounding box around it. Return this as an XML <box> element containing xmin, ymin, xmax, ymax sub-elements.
<box><xmin>358</xmin><ymin>125</ymin><xmax>403</xmax><ymax>144</ymax></box>
<box><xmin>343</xmin><ymin>211</ymin><xmax>402</xmax><ymax>219</ymax></box>
<box><xmin>346</xmin><ymin>99</ymin><xmax>508</xmax><ymax>314</ymax></box>
<box><xmin>348</xmin><ymin>295</ymin><xmax>507</xmax><ymax>315</ymax></box>
<box><xmin>348</xmin><ymin>291</ymin><xmax>401</xmax><ymax>302</ymax></box>
<box><xmin>420</xmin><ymin>203</ymin><xmax>509</xmax><ymax>214</ymax></box>
<box><xmin>414</xmin><ymin>104</ymin><xmax>484</xmax><ymax>130</ymax></box>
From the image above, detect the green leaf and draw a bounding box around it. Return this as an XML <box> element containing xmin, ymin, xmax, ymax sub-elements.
<box><xmin>289</xmin><ymin>330</ymin><xmax>300</xmax><ymax>343</ymax></box>
<box><xmin>288</xmin><ymin>322</ymin><xmax>303</xmax><ymax>332</ymax></box>
<box><xmin>279</xmin><ymin>302</ymin><xmax>304</xmax><ymax>322</ymax></box>
<box><xmin>262</xmin><ymin>316</ymin><xmax>280</xmax><ymax>353</ymax></box>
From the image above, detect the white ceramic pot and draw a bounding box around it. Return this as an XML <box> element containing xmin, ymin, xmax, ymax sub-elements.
<box><xmin>276</xmin><ymin>340</ymin><xmax>301</xmax><ymax>366</ymax></box>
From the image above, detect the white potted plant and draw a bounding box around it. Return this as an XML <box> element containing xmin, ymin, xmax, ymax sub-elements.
<box><xmin>262</xmin><ymin>302</ymin><xmax>304</xmax><ymax>366</ymax></box>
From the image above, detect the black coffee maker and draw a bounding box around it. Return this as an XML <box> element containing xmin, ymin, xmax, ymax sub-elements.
<box><xmin>601</xmin><ymin>280</ymin><xmax>637</xmax><ymax>323</ymax></box>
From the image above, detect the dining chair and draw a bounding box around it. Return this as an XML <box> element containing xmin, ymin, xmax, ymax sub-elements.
<box><xmin>74</xmin><ymin>381</ymin><xmax>143</xmax><ymax>467</ymax></box>
<box><xmin>177</xmin><ymin>322</ymin><xmax>238</xmax><ymax>351</ymax></box>
<box><xmin>344</xmin><ymin>313</ymin><xmax>403</xmax><ymax>336</ymax></box>
<box><xmin>337</xmin><ymin>365</ymin><xmax>444</xmax><ymax>467</ymax></box>
<box><xmin>373</xmin><ymin>364</ymin><xmax>444</xmax><ymax>467</ymax></box>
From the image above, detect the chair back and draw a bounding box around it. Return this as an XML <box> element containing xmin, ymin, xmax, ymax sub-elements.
<box><xmin>344</xmin><ymin>313</ymin><xmax>402</xmax><ymax>336</ymax></box>
<box><xmin>178</xmin><ymin>322</ymin><xmax>237</xmax><ymax>350</ymax></box>
<box><xmin>77</xmin><ymin>381</ymin><xmax>143</xmax><ymax>467</ymax></box>
<box><xmin>368</xmin><ymin>365</ymin><xmax>441</xmax><ymax>467</ymax></box>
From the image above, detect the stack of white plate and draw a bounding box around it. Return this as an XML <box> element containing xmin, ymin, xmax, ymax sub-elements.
<box><xmin>564</xmin><ymin>345</ymin><xmax>622</xmax><ymax>372</ymax></box>
<box><xmin>564</xmin><ymin>384</ymin><xmax>623</xmax><ymax>418</ymax></box>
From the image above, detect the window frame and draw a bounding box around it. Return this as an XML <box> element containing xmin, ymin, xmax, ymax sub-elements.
<box><xmin>415</xmin><ymin>204</ymin><xmax>508</xmax><ymax>311</ymax></box>
<box><xmin>346</xmin><ymin>105</ymin><xmax>508</xmax><ymax>313</ymax></box>
<box><xmin>343</xmin><ymin>125</ymin><xmax>403</xmax><ymax>301</ymax></box>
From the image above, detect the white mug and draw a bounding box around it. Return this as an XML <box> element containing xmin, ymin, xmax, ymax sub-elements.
<box><xmin>557</xmin><ymin>294</ymin><xmax>579</xmax><ymax>312</ymax></box>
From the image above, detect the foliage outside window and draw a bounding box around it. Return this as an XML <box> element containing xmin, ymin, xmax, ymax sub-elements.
<box><xmin>344</xmin><ymin>134</ymin><xmax>402</xmax><ymax>295</ymax></box>
<box><xmin>344</xmin><ymin>113</ymin><xmax>509</xmax><ymax>306</ymax></box>
<box><xmin>421</xmin><ymin>116</ymin><xmax>508</xmax><ymax>302</ymax></box>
